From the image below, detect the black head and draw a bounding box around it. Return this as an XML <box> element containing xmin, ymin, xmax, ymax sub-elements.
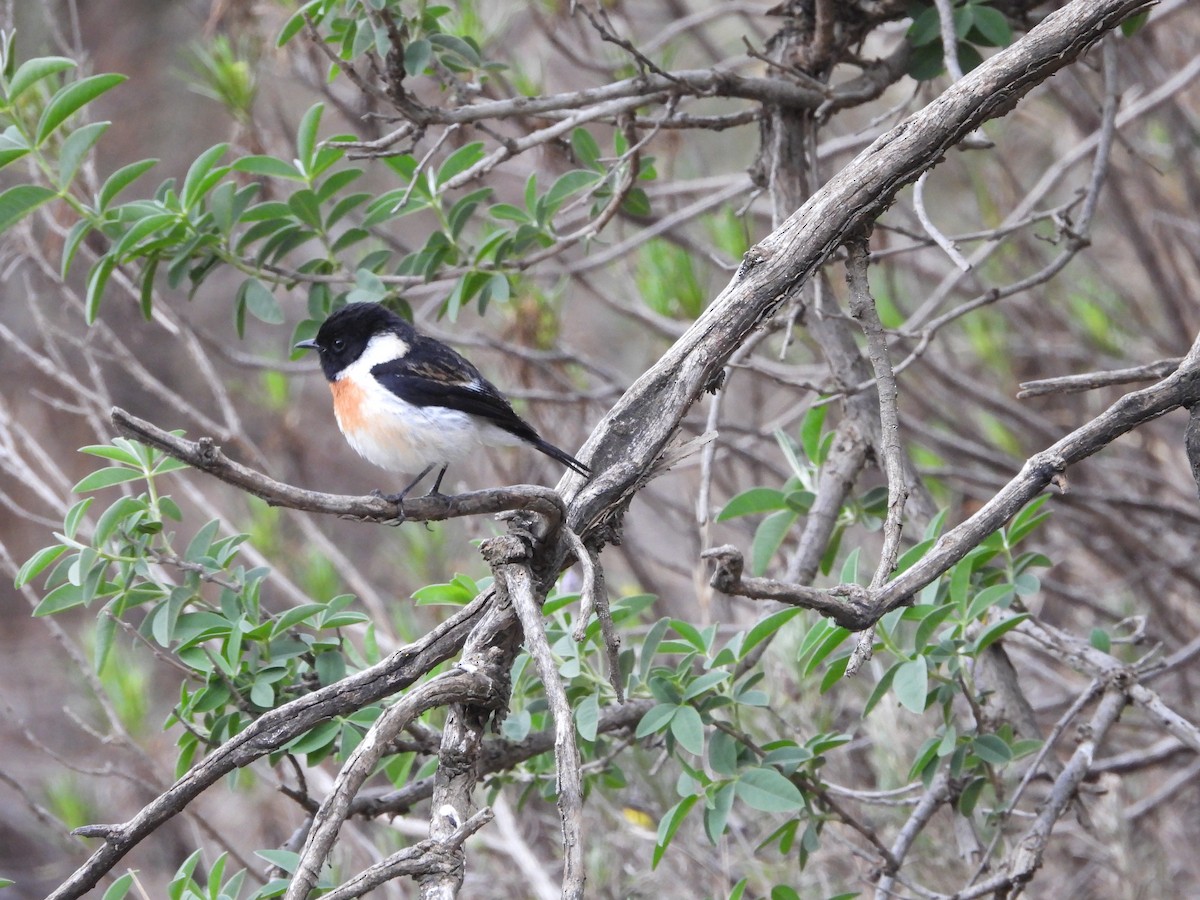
<box><xmin>295</xmin><ymin>303</ymin><xmax>415</xmax><ymax>381</ymax></box>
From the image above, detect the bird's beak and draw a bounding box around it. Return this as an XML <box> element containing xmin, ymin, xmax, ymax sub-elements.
<box><xmin>294</xmin><ymin>338</ymin><xmax>319</xmax><ymax>351</ymax></box>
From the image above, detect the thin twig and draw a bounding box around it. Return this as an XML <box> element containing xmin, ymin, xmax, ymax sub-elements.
<box><xmin>913</xmin><ymin>170</ymin><xmax>972</xmax><ymax>272</ymax></box>
<box><xmin>845</xmin><ymin>233</ymin><xmax>909</xmax><ymax>675</ymax></box>
<box><xmin>1017</xmin><ymin>358</ymin><xmax>1180</xmax><ymax>398</ymax></box>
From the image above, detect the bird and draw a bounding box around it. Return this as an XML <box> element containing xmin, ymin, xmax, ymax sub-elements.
<box><xmin>295</xmin><ymin>302</ymin><xmax>590</xmax><ymax>504</ymax></box>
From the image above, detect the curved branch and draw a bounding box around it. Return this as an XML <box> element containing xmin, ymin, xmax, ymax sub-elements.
<box><xmin>111</xmin><ymin>407</ymin><xmax>566</xmax><ymax>531</ymax></box>
<box><xmin>286</xmin><ymin>668</ymin><xmax>503</xmax><ymax>900</ymax></box>
<box><xmin>322</xmin><ymin>808</ymin><xmax>494</xmax><ymax>900</ymax></box>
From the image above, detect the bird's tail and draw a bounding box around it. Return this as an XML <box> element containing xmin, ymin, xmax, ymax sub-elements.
<box><xmin>532</xmin><ymin>437</ymin><xmax>591</xmax><ymax>477</ymax></box>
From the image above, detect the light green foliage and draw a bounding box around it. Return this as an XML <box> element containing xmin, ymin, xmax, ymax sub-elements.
<box><xmin>16</xmin><ymin>437</ymin><xmax>370</xmax><ymax>775</ymax></box>
<box><xmin>97</xmin><ymin>847</ymin><xmax>321</xmax><ymax>900</ymax></box>
<box><xmin>702</xmin><ymin>413</ymin><xmax>1054</xmax><ymax>861</ymax></box>
<box><xmin>0</xmin><ymin>27</ymin><xmax>650</xmax><ymax>339</ymax></box>
<box><xmin>186</xmin><ymin>35</ymin><xmax>258</xmax><ymax>123</ymax></box>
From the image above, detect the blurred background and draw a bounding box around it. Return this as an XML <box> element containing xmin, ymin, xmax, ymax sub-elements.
<box><xmin>2</xmin><ymin>0</ymin><xmax>1199</xmax><ymax>897</ymax></box>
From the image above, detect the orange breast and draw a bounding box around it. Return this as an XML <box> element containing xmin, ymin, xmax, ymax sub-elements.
<box><xmin>330</xmin><ymin>377</ymin><xmax>367</xmax><ymax>436</ymax></box>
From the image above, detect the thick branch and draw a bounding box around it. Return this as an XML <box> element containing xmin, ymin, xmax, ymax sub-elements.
<box><xmin>562</xmin><ymin>0</ymin><xmax>1156</xmax><ymax>543</ymax></box>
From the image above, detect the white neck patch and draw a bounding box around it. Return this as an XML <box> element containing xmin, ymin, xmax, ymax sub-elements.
<box><xmin>338</xmin><ymin>331</ymin><xmax>410</xmax><ymax>380</ymax></box>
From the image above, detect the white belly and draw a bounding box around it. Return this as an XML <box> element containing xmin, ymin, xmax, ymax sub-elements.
<box><xmin>336</xmin><ymin>388</ymin><xmax>480</xmax><ymax>475</ymax></box>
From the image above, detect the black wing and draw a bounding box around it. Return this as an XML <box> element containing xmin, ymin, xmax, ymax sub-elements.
<box><xmin>371</xmin><ymin>337</ymin><xmax>590</xmax><ymax>476</ymax></box>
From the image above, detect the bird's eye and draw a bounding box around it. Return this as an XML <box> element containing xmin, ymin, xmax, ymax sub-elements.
<box><xmin>331</xmin><ymin>338</ymin><xmax>346</xmax><ymax>352</ymax></box>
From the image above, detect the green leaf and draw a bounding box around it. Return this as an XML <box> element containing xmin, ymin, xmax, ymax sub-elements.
<box><xmin>239</xmin><ymin>277</ymin><xmax>284</xmax><ymax>324</ymax></box>
<box><xmin>277</xmin><ymin>0</ymin><xmax>324</xmax><ymax>46</ymax></box>
<box><xmin>404</xmin><ymin>38</ymin><xmax>432</xmax><ymax>76</ymax></box>
<box><xmin>575</xmin><ymin>693</ymin><xmax>600</xmax><ymax>742</ymax></box>
<box><xmin>742</xmin><ymin>607</ymin><xmax>801</xmax><ymax>658</ymax></box>
<box><xmin>0</xmin><ymin>184</ymin><xmax>57</xmax><ymax>233</ymax></box>
<box><xmin>36</xmin><ymin>73</ymin><xmax>127</xmax><ymax>145</ymax></box>
<box><xmin>735</xmin><ymin>767</ymin><xmax>805</xmax><ymax>813</ymax></box>
<box><xmin>7</xmin><ymin>56</ymin><xmax>76</xmax><ymax>102</ymax></box>
<box><xmin>863</xmin><ymin>660</ymin><xmax>901</xmax><ymax>716</ymax></box>
<box><xmin>545</xmin><ymin>169</ymin><xmax>601</xmax><ymax>214</ymax></box>
<box><xmin>63</xmin><ymin>497</ymin><xmax>93</xmax><ymax>540</ymax></box>
<box><xmin>285</xmin><ymin>719</ymin><xmax>339</xmax><ymax>756</ymax></box>
<box><xmin>296</xmin><ymin>103</ymin><xmax>324</xmax><ymax>174</ymax></box>
<box><xmin>57</xmin><ymin>121</ymin><xmax>110</xmax><ymax>187</ymax></box>
<box><xmin>232</xmin><ymin>155</ymin><xmax>304</xmax><ymax>180</ymax></box>
<box><xmin>750</xmin><ymin>509</ymin><xmax>797</xmax><ymax>576</ymax></box>
<box><xmin>907</xmin><ymin>42</ymin><xmax>944</xmax><ymax>81</ymax></box>
<box><xmin>670</xmin><ymin>705</ymin><xmax>704</xmax><ymax>755</ymax></box>
<box><xmin>255</xmin><ymin>849</ymin><xmax>300</xmax><ymax>874</ymax></box>
<box><xmin>914</xmin><ymin>603</ymin><xmax>957</xmax><ymax>651</ymax></box>
<box><xmin>799</xmin><ymin>403</ymin><xmax>827</xmax><ymax>463</ymax></box>
<box><xmin>98</xmin><ymin>158</ymin><xmax>158</xmax><ymax>210</ymax></box>
<box><xmin>669</xmin><ymin>618</ymin><xmax>708</xmax><ymax>653</ymax></box>
<box><xmin>893</xmin><ymin>657</ymin><xmax>928</xmax><ymax>714</ymax></box>
<box><xmin>682</xmin><ymin>670</ymin><xmax>729</xmax><ymax>702</ymax></box>
<box><xmin>971</xmin><ymin>613</ymin><xmax>1029</xmax><ymax>654</ymax></box>
<box><xmin>972</xmin><ymin>7</ymin><xmax>1013</xmax><ymax>46</ymax></box>
<box><xmin>705</xmin><ymin>782</ymin><xmax>735</xmax><ymax>844</ymax></box>
<box><xmin>1121</xmin><ymin>10</ymin><xmax>1150</xmax><ymax>36</ymax></box>
<box><xmin>907</xmin><ymin>6</ymin><xmax>940</xmax><ymax>47</ymax></box>
<box><xmin>1007</xmin><ymin>495</ymin><xmax>1050</xmax><ymax>545</ymax></box>
<box><xmin>15</xmin><ymin>544</ymin><xmax>69</xmax><ymax>587</ymax></box>
<box><xmin>652</xmin><ymin>795</ymin><xmax>698</xmax><ymax>868</ymax></box>
<box><xmin>181</xmin><ymin>142</ymin><xmax>229</xmax><ymax>209</ymax></box>
<box><xmin>708</xmin><ymin>729</ymin><xmax>739</xmax><ymax>777</ymax></box>
<box><xmin>571</xmin><ymin>127</ymin><xmax>602</xmax><ymax>170</ymax></box>
<box><xmin>635</xmin><ymin>702</ymin><xmax>677</xmax><ymax>739</ymax></box>
<box><xmin>966</xmin><ymin>583</ymin><xmax>1014</xmax><ymax>622</ymax></box>
<box><xmin>639</xmin><ymin>617</ymin><xmax>670</xmax><ymax>684</ymax></box>
<box><xmin>84</xmin><ymin>256</ymin><xmax>116</xmax><ymax>324</ymax></box>
<box><xmin>972</xmin><ymin>733</ymin><xmax>1013</xmax><ymax>765</ymax></box>
<box><xmin>798</xmin><ymin>620</ymin><xmax>849</xmax><ymax>674</ymax></box>
<box><xmin>907</xmin><ymin>735</ymin><xmax>941</xmax><ymax>782</ymax></box>
<box><xmin>0</xmin><ymin>143</ymin><xmax>30</xmax><ymax>173</ymax></box>
<box><xmin>437</xmin><ymin>142</ymin><xmax>485</xmax><ymax>185</ymax></box>
<box><xmin>100</xmin><ymin>872</ymin><xmax>135</xmax><ymax>900</ymax></box>
<box><xmin>249</xmin><ymin>679</ymin><xmax>274</xmax><ymax>709</ymax></box>
<box><xmin>314</xmin><ymin>651</ymin><xmax>345</xmax><ymax>685</ymax></box>
<box><xmin>1089</xmin><ymin>628</ymin><xmax>1111</xmax><ymax>653</ymax></box>
<box><xmin>429</xmin><ymin>33</ymin><xmax>482</xmax><ymax>68</ymax></box>
<box><xmin>33</xmin><ymin>581</ymin><xmax>87</xmax><ymax>616</ymax></box>
<box><xmin>957</xmin><ymin>776</ymin><xmax>987</xmax><ymax>815</ymax></box>
<box><xmin>716</xmin><ymin>487</ymin><xmax>787</xmax><ymax>521</ymax></box>
<box><xmin>73</xmin><ymin>465</ymin><xmax>143</xmax><ymax>493</ymax></box>
<box><xmin>93</xmin><ymin>495</ymin><xmax>147</xmax><ymax>544</ymax></box>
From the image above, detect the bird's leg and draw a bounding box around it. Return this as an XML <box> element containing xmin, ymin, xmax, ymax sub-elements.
<box><xmin>426</xmin><ymin>464</ymin><xmax>449</xmax><ymax>497</ymax></box>
<box><xmin>373</xmin><ymin>463</ymin><xmax>437</xmax><ymax>507</ymax></box>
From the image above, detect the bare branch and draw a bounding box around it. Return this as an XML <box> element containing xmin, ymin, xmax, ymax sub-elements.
<box><xmin>1017</xmin><ymin>358</ymin><xmax>1180</xmax><ymax>398</ymax></box>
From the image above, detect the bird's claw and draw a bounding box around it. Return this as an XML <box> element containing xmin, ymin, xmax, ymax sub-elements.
<box><xmin>371</xmin><ymin>488</ymin><xmax>407</xmax><ymax>525</ymax></box>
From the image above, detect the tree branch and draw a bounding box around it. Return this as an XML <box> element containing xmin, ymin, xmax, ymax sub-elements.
<box><xmin>111</xmin><ymin>407</ymin><xmax>566</xmax><ymax>531</ymax></box>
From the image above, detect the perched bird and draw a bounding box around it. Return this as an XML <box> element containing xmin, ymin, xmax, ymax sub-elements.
<box><xmin>295</xmin><ymin>302</ymin><xmax>590</xmax><ymax>502</ymax></box>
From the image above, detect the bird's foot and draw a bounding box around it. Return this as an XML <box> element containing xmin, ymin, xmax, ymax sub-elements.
<box><xmin>371</xmin><ymin>488</ymin><xmax>408</xmax><ymax>525</ymax></box>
